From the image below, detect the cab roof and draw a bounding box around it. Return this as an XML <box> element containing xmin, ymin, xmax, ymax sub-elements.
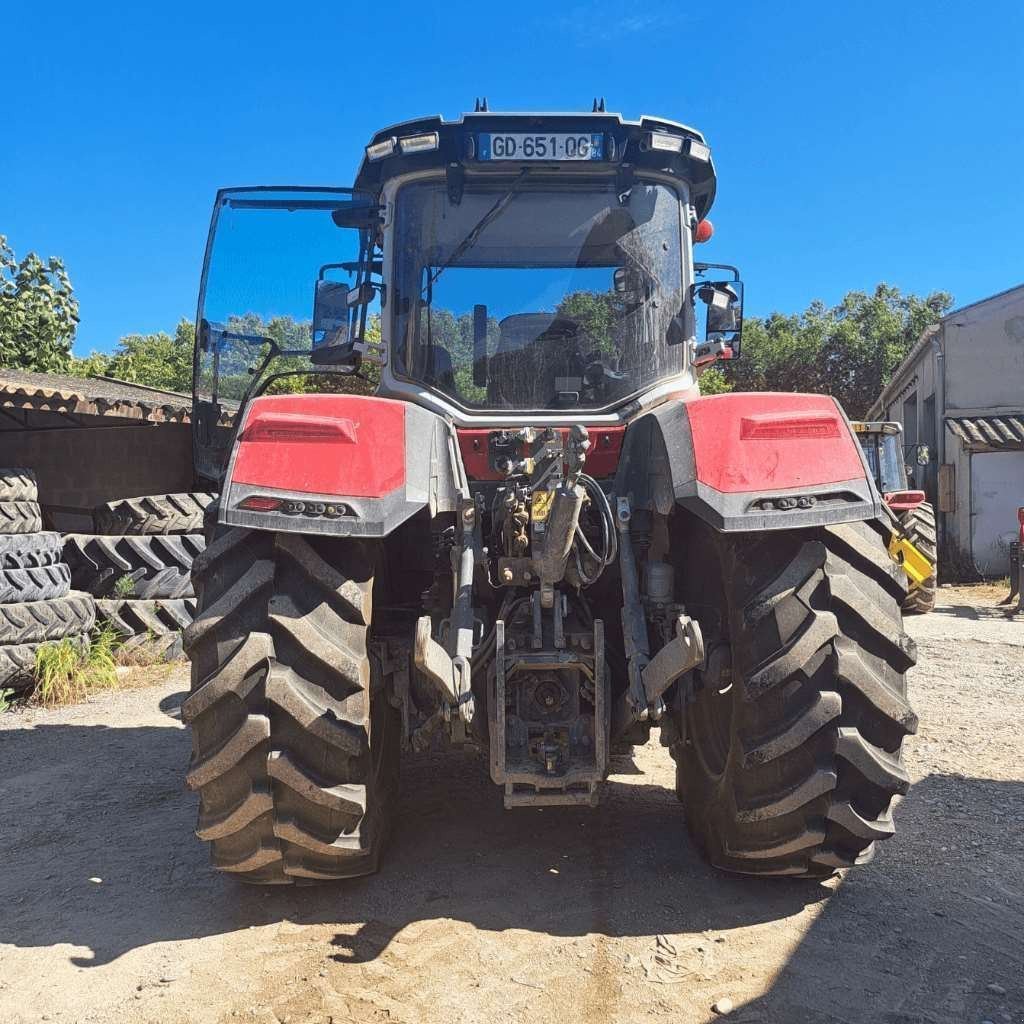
<box><xmin>354</xmin><ymin>110</ymin><xmax>717</xmax><ymax>219</ymax></box>
<box><xmin>852</xmin><ymin>421</ymin><xmax>903</xmax><ymax>436</ymax></box>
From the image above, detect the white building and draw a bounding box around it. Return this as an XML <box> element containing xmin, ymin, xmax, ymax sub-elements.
<box><xmin>866</xmin><ymin>283</ymin><xmax>1024</xmax><ymax>577</ymax></box>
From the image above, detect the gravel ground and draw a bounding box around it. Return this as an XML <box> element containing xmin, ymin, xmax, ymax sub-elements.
<box><xmin>1</xmin><ymin>584</ymin><xmax>1022</xmax><ymax>1024</ymax></box>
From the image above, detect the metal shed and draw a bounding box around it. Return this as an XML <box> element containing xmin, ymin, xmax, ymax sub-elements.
<box><xmin>867</xmin><ymin>284</ymin><xmax>1024</xmax><ymax>577</ymax></box>
<box><xmin>0</xmin><ymin>369</ymin><xmax>197</xmax><ymax>532</ymax></box>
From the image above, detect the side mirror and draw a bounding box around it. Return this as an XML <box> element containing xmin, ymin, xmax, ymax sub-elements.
<box><xmin>311</xmin><ymin>281</ymin><xmax>352</xmax><ymax>351</ymax></box>
<box><xmin>693</xmin><ymin>279</ymin><xmax>744</xmax><ymax>365</ymax></box>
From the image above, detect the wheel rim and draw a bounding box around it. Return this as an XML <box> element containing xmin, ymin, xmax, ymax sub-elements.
<box><xmin>689</xmin><ymin>644</ymin><xmax>735</xmax><ymax>780</ymax></box>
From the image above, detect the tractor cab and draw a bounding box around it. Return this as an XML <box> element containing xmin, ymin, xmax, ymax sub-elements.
<box><xmin>191</xmin><ymin>110</ymin><xmax>745</xmax><ymax>479</ymax></box>
<box><xmin>852</xmin><ymin>420</ymin><xmax>930</xmax><ymax>507</ymax></box>
<box><xmin>353</xmin><ymin>110</ymin><xmax>743</xmax><ymax>422</ymax></box>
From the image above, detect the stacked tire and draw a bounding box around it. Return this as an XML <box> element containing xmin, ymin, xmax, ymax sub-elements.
<box><xmin>63</xmin><ymin>493</ymin><xmax>215</xmax><ymax>659</ymax></box>
<box><xmin>0</xmin><ymin>469</ymin><xmax>96</xmax><ymax>695</ymax></box>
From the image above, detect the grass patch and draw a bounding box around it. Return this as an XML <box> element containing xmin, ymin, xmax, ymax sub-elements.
<box><xmin>113</xmin><ymin>573</ymin><xmax>137</xmax><ymax>598</ymax></box>
<box><xmin>34</xmin><ymin>624</ymin><xmax>120</xmax><ymax>707</ymax></box>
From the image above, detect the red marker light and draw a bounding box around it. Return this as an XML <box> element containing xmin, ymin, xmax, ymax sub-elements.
<box><xmin>694</xmin><ymin>219</ymin><xmax>714</xmax><ymax>244</ymax></box>
<box><xmin>238</xmin><ymin>495</ymin><xmax>283</xmax><ymax>512</ymax></box>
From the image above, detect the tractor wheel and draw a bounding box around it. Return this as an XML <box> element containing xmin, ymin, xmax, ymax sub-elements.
<box><xmin>674</xmin><ymin>517</ymin><xmax>917</xmax><ymax>877</ymax></box>
<box><xmin>182</xmin><ymin>527</ymin><xmax>399</xmax><ymax>884</ymax></box>
<box><xmin>899</xmin><ymin>502</ymin><xmax>937</xmax><ymax>615</ymax></box>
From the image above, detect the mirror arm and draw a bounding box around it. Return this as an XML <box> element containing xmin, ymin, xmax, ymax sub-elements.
<box><xmin>694</xmin><ymin>261</ymin><xmax>741</xmax><ymax>281</ymax></box>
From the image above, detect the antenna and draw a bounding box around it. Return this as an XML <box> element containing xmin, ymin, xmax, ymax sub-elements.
<box><xmin>592</xmin><ymin>97</ymin><xmax>606</xmax><ymax>112</ymax></box>
<box><xmin>474</xmin><ymin>97</ymin><xmax>489</xmax><ymax>112</ymax></box>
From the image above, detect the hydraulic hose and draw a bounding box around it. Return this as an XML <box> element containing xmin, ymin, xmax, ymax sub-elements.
<box><xmin>571</xmin><ymin>474</ymin><xmax>618</xmax><ymax>585</ymax></box>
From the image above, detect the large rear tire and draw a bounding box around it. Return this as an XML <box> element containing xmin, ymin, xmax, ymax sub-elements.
<box><xmin>182</xmin><ymin>527</ymin><xmax>399</xmax><ymax>884</ymax></box>
<box><xmin>899</xmin><ymin>502</ymin><xmax>937</xmax><ymax>615</ymax></box>
<box><xmin>674</xmin><ymin>517</ymin><xmax>918</xmax><ymax>877</ymax></box>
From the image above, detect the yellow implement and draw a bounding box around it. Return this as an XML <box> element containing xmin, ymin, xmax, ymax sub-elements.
<box><xmin>888</xmin><ymin>532</ymin><xmax>933</xmax><ymax>590</ymax></box>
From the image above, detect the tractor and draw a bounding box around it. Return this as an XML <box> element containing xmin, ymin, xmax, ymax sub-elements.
<box><xmin>852</xmin><ymin>421</ymin><xmax>937</xmax><ymax>613</ymax></box>
<box><xmin>183</xmin><ymin>106</ymin><xmax>918</xmax><ymax>884</ymax></box>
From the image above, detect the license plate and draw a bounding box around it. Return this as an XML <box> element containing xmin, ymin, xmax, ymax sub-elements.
<box><xmin>477</xmin><ymin>133</ymin><xmax>604</xmax><ymax>161</ymax></box>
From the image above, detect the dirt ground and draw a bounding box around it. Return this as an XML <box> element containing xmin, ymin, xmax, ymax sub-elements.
<box><xmin>2</xmin><ymin>584</ymin><xmax>1022</xmax><ymax>1024</ymax></box>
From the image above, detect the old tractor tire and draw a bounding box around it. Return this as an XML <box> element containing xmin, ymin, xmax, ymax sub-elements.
<box><xmin>0</xmin><ymin>532</ymin><xmax>62</xmax><ymax>570</ymax></box>
<box><xmin>674</xmin><ymin>517</ymin><xmax>917</xmax><ymax>877</ymax></box>
<box><xmin>0</xmin><ymin>633</ymin><xmax>90</xmax><ymax>694</ymax></box>
<box><xmin>62</xmin><ymin>534</ymin><xmax>204</xmax><ymax>599</ymax></box>
<box><xmin>0</xmin><ymin>562</ymin><xmax>72</xmax><ymax>604</ymax></box>
<box><xmin>0</xmin><ymin>592</ymin><xmax>96</xmax><ymax>645</ymax></box>
<box><xmin>182</xmin><ymin>527</ymin><xmax>399</xmax><ymax>884</ymax></box>
<box><xmin>95</xmin><ymin>597</ymin><xmax>195</xmax><ymax>657</ymax></box>
<box><xmin>899</xmin><ymin>502</ymin><xmax>937</xmax><ymax>615</ymax></box>
<box><xmin>0</xmin><ymin>469</ymin><xmax>38</xmax><ymax>503</ymax></box>
<box><xmin>0</xmin><ymin>502</ymin><xmax>43</xmax><ymax>535</ymax></box>
<box><xmin>94</xmin><ymin>492</ymin><xmax>217</xmax><ymax>536</ymax></box>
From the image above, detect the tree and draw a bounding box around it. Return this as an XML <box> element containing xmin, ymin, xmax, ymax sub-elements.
<box><xmin>0</xmin><ymin>235</ymin><xmax>79</xmax><ymax>372</ymax></box>
<box><xmin>723</xmin><ymin>284</ymin><xmax>951</xmax><ymax>417</ymax></box>
<box><xmin>696</xmin><ymin>366</ymin><xmax>732</xmax><ymax>395</ymax></box>
<box><xmin>102</xmin><ymin>319</ymin><xmax>195</xmax><ymax>392</ymax></box>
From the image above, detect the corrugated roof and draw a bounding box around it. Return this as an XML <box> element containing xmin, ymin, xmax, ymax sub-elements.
<box><xmin>946</xmin><ymin>414</ymin><xmax>1024</xmax><ymax>449</ymax></box>
<box><xmin>0</xmin><ymin>368</ymin><xmax>194</xmax><ymax>423</ymax></box>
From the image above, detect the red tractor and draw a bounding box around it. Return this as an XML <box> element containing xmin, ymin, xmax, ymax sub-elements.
<box><xmin>184</xmin><ymin>107</ymin><xmax>917</xmax><ymax>884</ymax></box>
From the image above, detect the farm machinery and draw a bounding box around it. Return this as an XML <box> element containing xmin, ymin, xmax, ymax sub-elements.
<box><xmin>852</xmin><ymin>421</ymin><xmax>937</xmax><ymax>613</ymax></box>
<box><xmin>183</xmin><ymin>106</ymin><xmax>918</xmax><ymax>884</ymax></box>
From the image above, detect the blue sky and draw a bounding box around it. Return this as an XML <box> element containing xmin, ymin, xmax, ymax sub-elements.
<box><xmin>3</xmin><ymin>0</ymin><xmax>1022</xmax><ymax>356</ymax></box>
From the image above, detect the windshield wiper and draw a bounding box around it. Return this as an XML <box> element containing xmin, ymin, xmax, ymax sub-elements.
<box><xmin>430</xmin><ymin>169</ymin><xmax>531</xmax><ymax>286</ymax></box>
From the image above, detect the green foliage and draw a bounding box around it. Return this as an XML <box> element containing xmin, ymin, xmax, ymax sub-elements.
<box><xmin>555</xmin><ymin>291</ymin><xmax>618</xmax><ymax>354</ymax></box>
<box><xmin>200</xmin><ymin>313</ymin><xmax>383</xmax><ymax>400</ymax></box>
<box><xmin>722</xmin><ymin>284</ymin><xmax>952</xmax><ymax>417</ymax></box>
<box><xmin>0</xmin><ymin>235</ymin><xmax>80</xmax><ymax>371</ymax></box>
<box><xmin>72</xmin><ymin>318</ymin><xmax>195</xmax><ymax>392</ymax></box>
<box><xmin>34</xmin><ymin>625</ymin><xmax>120</xmax><ymax>706</ymax></box>
<box><xmin>696</xmin><ymin>366</ymin><xmax>733</xmax><ymax>395</ymax></box>
<box><xmin>0</xmin><ymin>687</ymin><xmax>15</xmax><ymax>713</ymax></box>
<box><xmin>68</xmin><ymin>351</ymin><xmax>113</xmax><ymax>378</ymax></box>
<box><xmin>113</xmin><ymin>573</ymin><xmax>137</xmax><ymax>598</ymax></box>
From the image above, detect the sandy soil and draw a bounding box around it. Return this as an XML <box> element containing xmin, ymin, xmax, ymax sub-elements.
<box><xmin>1</xmin><ymin>586</ymin><xmax>1022</xmax><ymax>1024</ymax></box>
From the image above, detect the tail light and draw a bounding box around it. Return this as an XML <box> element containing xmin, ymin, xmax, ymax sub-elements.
<box><xmin>238</xmin><ymin>495</ymin><xmax>283</xmax><ymax>512</ymax></box>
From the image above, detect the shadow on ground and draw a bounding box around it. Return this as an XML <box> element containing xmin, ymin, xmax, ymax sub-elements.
<box><xmin>3</xmin><ymin>699</ymin><xmax>1022</xmax><ymax>1024</ymax></box>
<box><xmin>931</xmin><ymin>603</ymin><xmax>1019</xmax><ymax>621</ymax></box>
<box><xmin>2</xmin><ymin>704</ymin><xmax>825</xmax><ymax>969</ymax></box>
<box><xmin>729</xmin><ymin>772</ymin><xmax>1024</xmax><ymax>1024</ymax></box>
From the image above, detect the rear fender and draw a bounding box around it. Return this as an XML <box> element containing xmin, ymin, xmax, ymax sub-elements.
<box><xmin>220</xmin><ymin>394</ymin><xmax>462</xmax><ymax>537</ymax></box>
<box><xmin>614</xmin><ymin>393</ymin><xmax>882</xmax><ymax>531</ymax></box>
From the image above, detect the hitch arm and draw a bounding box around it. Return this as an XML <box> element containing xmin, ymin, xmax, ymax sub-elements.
<box><xmin>413</xmin><ymin>495</ymin><xmax>479</xmax><ymax>725</ymax></box>
<box><xmin>641</xmin><ymin>615</ymin><xmax>704</xmax><ymax>705</ymax></box>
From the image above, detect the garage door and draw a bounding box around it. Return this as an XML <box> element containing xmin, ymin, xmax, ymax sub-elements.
<box><xmin>971</xmin><ymin>451</ymin><xmax>1024</xmax><ymax>575</ymax></box>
